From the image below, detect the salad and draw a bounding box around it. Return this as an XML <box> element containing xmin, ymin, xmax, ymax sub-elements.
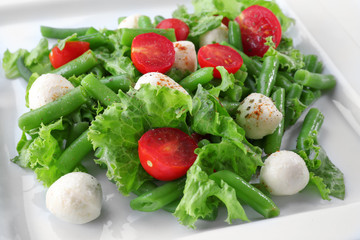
<box><xmin>2</xmin><ymin>0</ymin><xmax>345</xmax><ymax>229</ymax></box>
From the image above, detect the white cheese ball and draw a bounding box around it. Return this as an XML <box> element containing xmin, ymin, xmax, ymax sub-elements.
<box><xmin>235</xmin><ymin>93</ymin><xmax>282</xmax><ymax>139</ymax></box>
<box><xmin>199</xmin><ymin>23</ymin><xmax>229</xmax><ymax>47</ymax></box>
<box><xmin>135</xmin><ymin>72</ymin><xmax>189</xmax><ymax>95</ymax></box>
<box><xmin>46</xmin><ymin>172</ymin><xmax>103</xmax><ymax>224</ymax></box>
<box><xmin>260</xmin><ymin>150</ymin><xmax>310</xmax><ymax>196</ymax></box>
<box><xmin>28</xmin><ymin>73</ymin><xmax>74</xmax><ymax>109</ymax></box>
<box><xmin>172</xmin><ymin>41</ymin><xmax>197</xmax><ymax>73</ymax></box>
<box><xmin>118</xmin><ymin>14</ymin><xmax>141</xmax><ymax>29</ymax></box>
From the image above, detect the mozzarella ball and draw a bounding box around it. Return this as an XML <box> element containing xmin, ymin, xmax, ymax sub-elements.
<box><xmin>28</xmin><ymin>73</ymin><xmax>74</xmax><ymax>109</ymax></box>
<box><xmin>172</xmin><ymin>41</ymin><xmax>197</xmax><ymax>73</ymax></box>
<box><xmin>235</xmin><ymin>93</ymin><xmax>282</xmax><ymax>139</ymax></box>
<box><xmin>199</xmin><ymin>23</ymin><xmax>228</xmax><ymax>47</ymax></box>
<box><xmin>260</xmin><ymin>150</ymin><xmax>310</xmax><ymax>196</ymax></box>
<box><xmin>46</xmin><ymin>172</ymin><xmax>103</xmax><ymax>224</ymax></box>
<box><xmin>135</xmin><ymin>72</ymin><xmax>189</xmax><ymax>95</ymax></box>
<box><xmin>118</xmin><ymin>14</ymin><xmax>141</xmax><ymax>29</ymax></box>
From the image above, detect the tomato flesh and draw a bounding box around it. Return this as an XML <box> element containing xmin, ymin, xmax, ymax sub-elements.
<box><xmin>49</xmin><ymin>41</ymin><xmax>90</xmax><ymax>69</ymax></box>
<box><xmin>156</xmin><ymin>18</ymin><xmax>190</xmax><ymax>41</ymax></box>
<box><xmin>131</xmin><ymin>33</ymin><xmax>175</xmax><ymax>74</ymax></box>
<box><xmin>197</xmin><ymin>43</ymin><xmax>243</xmax><ymax>78</ymax></box>
<box><xmin>235</xmin><ymin>5</ymin><xmax>282</xmax><ymax>57</ymax></box>
<box><xmin>138</xmin><ymin>127</ymin><xmax>198</xmax><ymax>181</ymax></box>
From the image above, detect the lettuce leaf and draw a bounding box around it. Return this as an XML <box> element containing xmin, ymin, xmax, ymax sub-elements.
<box><xmin>296</xmin><ymin>129</ymin><xmax>345</xmax><ymax>200</ymax></box>
<box><xmin>12</xmin><ymin>119</ymin><xmax>70</xmax><ymax>187</ymax></box>
<box><xmin>88</xmin><ymin>84</ymin><xmax>192</xmax><ymax>195</ymax></box>
<box><xmin>174</xmin><ymin>164</ymin><xmax>248</xmax><ymax>228</ymax></box>
<box><xmin>191</xmin><ymin>85</ymin><xmax>246</xmax><ymax>151</ymax></box>
<box><xmin>172</xmin><ymin>5</ymin><xmax>222</xmax><ymax>38</ymax></box>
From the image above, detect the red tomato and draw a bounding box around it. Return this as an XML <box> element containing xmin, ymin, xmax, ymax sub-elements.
<box><xmin>197</xmin><ymin>43</ymin><xmax>243</xmax><ymax>78</ymax></box>
<box><xmin>156</xmin><ymin>18</ymin><xmax>190</xmax><ymax>41</ymax></box>
<box><xmin>138</xmin><ymin>127</ymin><xmax>198</xmax><ymax>181</ymax></box>
<box><xmin>131</xmin><ymin>33</ymin><xmax>175</xmax><ymax>74</ymax></box>
<box><xmin>49</xmin><ymin>41</ymin><xmax>90</xmax><ymax>69</ymax></box>
<box><xmin>235</xmin><ymin>5</ymin><xmax>282</xmax><ymax>57</ymax></box>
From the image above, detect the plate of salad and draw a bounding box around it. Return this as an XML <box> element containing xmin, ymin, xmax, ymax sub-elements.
<box><xmin>1</xmin><ymin>0</ymin><xmax>360</xmax><ymax>239</ymax></box>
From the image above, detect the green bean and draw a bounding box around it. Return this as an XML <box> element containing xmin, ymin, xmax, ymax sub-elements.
<box><xmin>90</xmin><ymin>65</ymin><xmax>106</xmax><ymax>78</ymax></box>
<box><xmin>16</xmin><ymin>56</ymin><xmax>32</xmax><ymax>81</ymax></box>
<box><xmin>220</xmin><ymin>41</ymin><xmax>262</xmax><ymax>77</ymax></box>
<box><xmin>154</xmin><ymin>15</ymin><xmax>165</xmax><ymax>26</ymax></box>
<box><xmin>264</xmin><ymin>88</ymin><xmax>286</xmax><ymax>154</ymax></box>
<box><xmin>209</xmin><ymin>170</ymin><xmax>280</xmax><ymax>218</ymax></box>
<box><xmin>300</xmin><ymin>88</ymin><xmax>321</xmax><ymax>106</ymax></box>
<box><xmin>78</xmin><ymin>33</ymin><xmax>114</xmax><ymax>51</ymax></box>
<box><xmin>257</xmin><ymin>56</ymin><xmax>280</xmax><ymax>96</ymax></box>
<box><xmin>81</xmin><ymin>74</ymin><xmax>120</xmax><ymax>106</ymax></box>
<box><xmin>294</xmin><ymin>69</ymin><xmax>336</xmax><ymax>90</ymax></box>
<box><xmin>138</xmin><ymin>15</ymin><xmax>153</xmax><ymax>28</ymax></box>
<box><xmin>132</xmin><ymin>181</ymin><xmax>182</xmax><ymax>213</ymax></box>
<box><xmin>130</xmin><ymin>178</ymin><xmax>185</xmax><ymax>212</ymax></box>
<box><xmin>18</xmin><ymin>87</ymin><xmax>88</xmax><ymax>131</ymax></box>
<box><xmin>119</xmin><ymin>28</ymin><xmax>176</xmax><ymax>46</ymax></box>
<box><xmin>275</xmin><ymin>71</ymin><xmax>293</xmax><ymax>92</ymax></box>
<box><xmin>40</xmin><ymin>26</ymin><xmax>90</xmax><ymax>39</ymax></box>
<box><xmin>303</xmin><ymin>54</ymin><xmax>323</xmax><ymax>73</ymax></box>
<box><xmin>178</xmin><ymin>67</ymin><xmax>214</xmax><ymax>92</ymax></box>
<box><xmin>100</xmin><ymin>74</ymin><xmax>133</xmax><ymax>93</ymax></box>
<box><xmin>284</xmin><ymin>83</ymin><xmax>306</xmax><ymax>129</ymax></box>
<box><xmin>296</xmin><ymin>108</ymin><xmax>324</xmax><ymax>151</ymax></box>
<box><xmin>58</xmin><ymin>129</ymin><xmax>93</xmax><ymax>174</ymax></box>
<box><xmin>66</xmin><ymin>122</ymin><xmax>89</xmax><ymax>147</ymax></box>
<box><xmin>51</xmin><ymin>50</ymin><xmax>98</xmax><ymax>78</ymax></box>
<box><xmin>220</xmin><ymin>99</ymin><xmax>240</xmax><ymax>116</ymax></box>
<box><xmin>228</xmin><ymin>21</ymin><xmax>243</xmax><ymax>51</ymax></box>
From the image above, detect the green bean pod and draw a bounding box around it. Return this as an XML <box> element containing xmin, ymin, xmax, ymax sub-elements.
<box><xmin>228</xmin><ymin>21</ymin><xmax>243</xmax><ymax>51</ymax></box>
<box><xmin>303</xmin><ymin>54</ymin><xmax>323</xmax><ymax>73</ymax></box>
<box><xmin>18</xmin><ymin>86</ymin><xmax>88</xmax><ymax>131</ymax></box>
<box><xmin>119</xmin><ymin>28</ymin><xmax>176</xmax><ymax>46</ymax></box>
<box><xmin>81</xmin><ymin>74</ymin><xmax>120</xmax><ymax>106</ymax></box>
<box><xmin>284</xmin><ymin>83</ymin><xmax>306</xmax><ymax>129</ymax></box>
<box><xmin>40</xmin><ymin>26</ymin><xmax>90</xmax><ymax>39</ymax></box>
<box><xmin>78</xmin><ymin>33</ymin><xmax>114</xmax><ymax>51</ymax></box>
<box><xmin>209</xmin><ymin>170</ymin><xmax>280</xmax><ymax>218</ymax></box>
<box><xmin>257</xmin><ymin>56</ymin><xmax>280</xmax><ymax>96</ymax></box>
<box><xmin>178</xmin><ymin>67</ymin><xmax>214</xmax><ymax>92</ymax></box>
<box><xmin>300</xmin><ymin>88</ymin><xmax>321</xmax><ymax>106</ymax></box>
<box><xmin>66</xmin><ymin>122</ymin><xmax>89</xmax><ymax>147</ymax></box>
<box><xmin>58</xmin><ymin>129</ymin><xmax>93</xmax><ymax>174</ymax></box>
<box><xmin>275</xmin><ymin>71</ymin><xmax>293</xmax><ymax>92</ymax></box>
<box><xmin>296</xmin><ymin>108</ymin><xmax>324</xmax><ymax>151</ymax></box>
<box><xmin>264</xmin><ymin>88</ymin><xmax>286</xmax><ymax>154</ymax></box>
<box><xmin>51</xmin><ymin>50</ymin><xmax>98</xmax><ymax>78</ymax></box>
<box><xmin>130</xmin><ymin>178</ymin><xmax>185</xmax><ymax>212</ymax></box>
<box><xmin>220</xmin><ymin>41</ymin><xmax>262</xmax><ymax>77</ymax></box>
<box><xmin>100</xmin><ymin>74</ymin><xmax>133</xmax><ymax>93</ymax></box>
<box><xmin>16</xmin><ymin>56</ymin><xmax>32</xmax><ymax>81</ymax></box>
<box><xmin>154</xmin><ymin>15</ymin><xmax>165</xmax><ymax>26</ymax></box>
<box><xmin>294</xmin><ymin>69</ymin><xmax>336</xmax><ymax>90</ymax></box>
<box><xmin>138</xmin><ymin>15</ymin><xmax>153</xmax><ymax>28</ymax></box>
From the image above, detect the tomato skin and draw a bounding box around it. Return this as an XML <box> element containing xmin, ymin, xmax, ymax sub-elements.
<box><xmin>156</xmin><ymin>18</ymin><xmax>190</xmax><ymax>41</ymax></box>
<box><xmin>235</xmin><ymin>5</ymin><xmax>282</xmax><ymax>57</ymax></box>
<box><xmin>49</xmin><ymin>41</ymin><xmax>90</xmax><ymax>69</ymax></box>
<box><xmin>197</xmin><ymin>43</ymin><xmax>243</xmax><ymax>78</ymax></box>
<box><xmin>138</xmin><ymin>128</ymin><xmax>198</xmax><ymax>181</ymax></box>
<box><xmin>131</xmin><ymin>33</ymin><xmax>175</xmax><ymax>74</ymax></box>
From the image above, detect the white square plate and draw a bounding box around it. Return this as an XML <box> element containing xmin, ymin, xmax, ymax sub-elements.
<box><xmin>1</xmin><ymin>0</ymin><xmax>359</xmax><ymax>239</ymax></box>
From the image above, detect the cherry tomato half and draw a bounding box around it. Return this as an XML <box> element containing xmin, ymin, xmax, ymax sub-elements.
<box><xmin>156</xmin><ymin>18</ymin><xmax>190</xmax><ymax>41</ymax></box>
<box><xmin>197</xmin><ymin>43</ymin><xmax>243</xmax><ymax>78</ymax></box>
<box><xmin>235</xmin><ymin>5</ymin><xmax>282</xmax><ymax>57</ymax></box>
<box><xmin>49</xmin><ymin>41</ymin><xmax>90</xmax><ymax>69</ymax></box>
<box><xmin>131</xmin><ymin>33</ymin><xmax>175</xmax><ymax>74</ymax></box>
<box><xmin>138</xmin><ymin>127</ymin><xmax>198</xmax><ymax>181</ymax></box>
